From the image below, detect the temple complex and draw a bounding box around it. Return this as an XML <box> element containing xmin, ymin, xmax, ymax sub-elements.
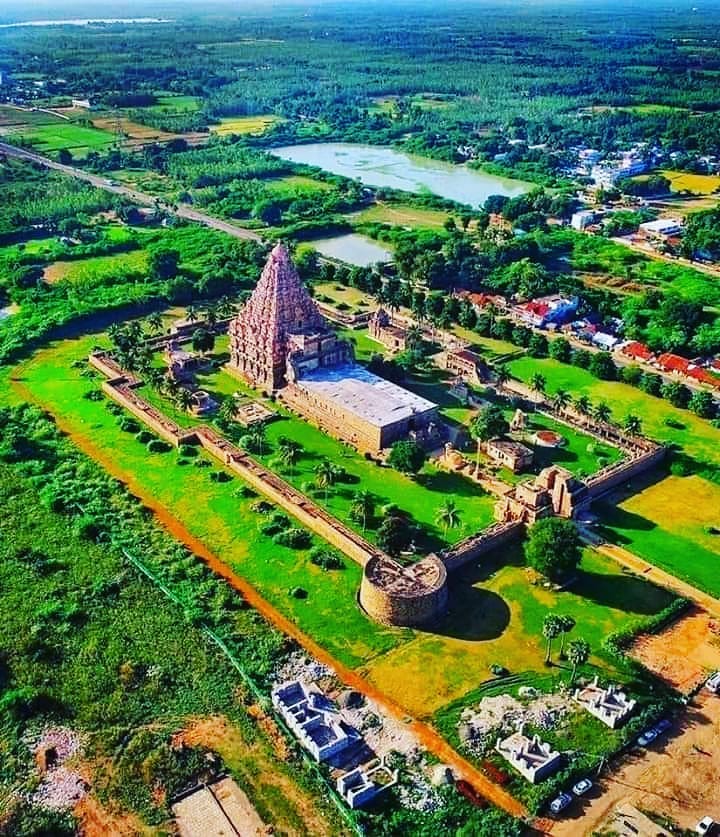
<box><xmin>228</xmin><ymin>245</ymin><xmax>439</xmax><ymax>452</ymax></box>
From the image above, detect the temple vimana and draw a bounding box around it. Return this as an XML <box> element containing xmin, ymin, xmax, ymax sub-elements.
<box><xmin>228</xmin><ymin>244</ymin><xmax>439</xmax><ymax>452</ymax></box>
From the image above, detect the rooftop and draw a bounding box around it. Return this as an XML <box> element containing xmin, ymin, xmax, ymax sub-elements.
<box><xmin>297</xmin><ymin>362</ymin><xmax>436</xmax><ymax>429</ymax></box>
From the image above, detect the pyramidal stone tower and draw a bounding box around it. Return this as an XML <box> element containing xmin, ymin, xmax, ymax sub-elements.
<box><xmin>228</xmin><ymin>243</ymin><xmax>326</xmax><ymax>390</ymax></box>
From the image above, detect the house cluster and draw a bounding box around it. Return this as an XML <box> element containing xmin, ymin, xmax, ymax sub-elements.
<box><xmin>496</xmin><ymin>679</ymin><xmax>636</xmax><ymax>784</ymax></box>
<box><xmin>621</xmin><ymin>341</ymin><xmax>720</xmax><ymax>391</ymax></box>
<box><xmin>560</xmin><ymin>314</ymin><xmax>624</xmax><ymax>351</ymax></box>
<box><xmin>510</xmin><ymin>294</ymin><xmax>579</xmax><ymax>329</ymax></box>
<box><xmin>272</xmin><ymin>680</ymin><xmax>397</xmax><ymax>809</ymax></box>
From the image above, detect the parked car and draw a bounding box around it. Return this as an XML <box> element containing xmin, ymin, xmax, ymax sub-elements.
<box><xmin>572</xmin><ymin>778</ymin><xmax>593</xmax><ymax>796</ymax></box>
<box><xmin>653</xmin><ymin>718</ymin><xmax>672</xmax><ymax>736</ymax></box>
<box><xmin>696</xmin><ymin>816</ymin><xmax>715</xmax><ymax>835</ymax></box>
<box><xmin>637</xmin><ymin>727</ymin><xmax>658</xmax><ymax>746</ymax></box>
<box><xmin>705</xmin><ymin>671</ymin><xmax>720</xmax><ymax>694</ymax></box>
<box><xmin>549</xmin><ymin>792</ymin><xmax>574</xmax><ymax>815</ymax></box>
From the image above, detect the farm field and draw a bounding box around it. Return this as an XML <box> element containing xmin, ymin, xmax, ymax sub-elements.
<box><xmin>91</xmin><ymin>115</ymin><xmax>184</xmax><ymax>143</ymax></box>
<box><xmin>210</xmin><ymin>114</ymin><xmax>283</xmax><ymax>135</ymax></box>
<box><xmin>598</xmin><ymin>475</ymin><xmax>720</xmax><ymax>597</ymax></box>
<box><xmin>659</xmin><ymin>169</ymin><xmax>720</xmax><ymax>195</ymax></box>
<box><xmin>146</xmin><ymin>94</ymin><xmax>203</xmax><ymax>113</ymax></box>
<box><xmin>354</xmin><ymin>202</ymin><xmax>450</xmax><ymax>229</ymax></box>
<box><xmin>266</xmin><ymin>174</ymin><xmax>334</xmax><ymax>193</ymax></box>
<box><xmin>42</xmin><ymin>249</ymin><xmax>148</xmax><ymax>284</ymax></box>
<box><xmin>18</xmin><ymin>122</ymin><xmax>116</xmax><ymax>154</ymax></box>
<box><xmin>364</xmin><ymin>544</ymin><xmax>677</xmax><ymax>716</ymax></box>
<box><xmin>507</xmin><ymin>356</ymin><xmax>720</xmax><ymax>468</ymax></box>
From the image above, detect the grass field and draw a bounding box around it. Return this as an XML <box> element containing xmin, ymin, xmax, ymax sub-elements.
<box><xmin>18</xmin><ymin>122</ymin><xmax>116</xmax><ymax>154</ymax></box>
<box><xmin>0</xmin><ymin>457</ymin><xmax>340</xmax><ymax>835</ymax></box>
<box><xmin>365</xmin><ymin>544</ymin><xmax>676</xmax><ymax>716</ymax></box>
<box><xmin>355</xmin><ymin>202</ymin><xmax>450</xmax><ymax>229</ymax></box>
<box><xmin>659</xmin><ymin>169</ymin><xmax>720</xmax><ymax>195</ymax></box>
<box><xmin>314</xmin><ymin>281</ymin><xmax>374</xmax><ymax>312</ymax></box>
<box><xmin>266</xmin><ymin>174</ymin><xmax>334</xmax><ymax>193</ymax></box>
<box><xmin>598</xmin><ymin>474</ymin><xmax>720</xmax><ymax>597</ymax></box>
<box><xmin>210</xmin><ymin>114</ymin><xmax>283</xmax><ymax>135</ymax></box>
<box><xmin>42</xmin><ymin>250</ymin><xmax>148</xmax><ymax>284</ymax></box>
<box><xmin>0</xmin><ymin>104</ymin><xmax>67</xmax><ymax>129</ymax></box>
<box><xmin>147</xmin><ymin>94</ymin><xmax>202</xmax><ymax>113</ymax></box>
<box><xmin>507</xmin><ymin>356</ymin><xmax>720</xmax><ymax>467</ymax></box>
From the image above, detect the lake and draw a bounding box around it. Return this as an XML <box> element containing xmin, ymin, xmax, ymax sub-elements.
<box><xmin>272</xmin><ymin>142</ymin><xmax>530</xmax><ymax>208</ymax></box>
<box><xmin>307</xmin><ymin>233</ymin><xmax>393</xmax><ymax>266</ymax></box>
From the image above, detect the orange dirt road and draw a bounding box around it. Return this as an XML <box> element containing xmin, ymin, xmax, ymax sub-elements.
<box><xmin>13</xmin><ymin>377</ymin><xmax>526</xmax><ymax>822</ymax></box>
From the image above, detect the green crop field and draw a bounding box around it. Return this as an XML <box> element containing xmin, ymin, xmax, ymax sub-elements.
<box><xmin>355</xmin><ymin>203</ymin><xmax>450</xmax><ymax>229</ymax></box>
<box><xmin>18</xmin><ymin>122</ymin><xmax>116</xmax><ymax>154</ymax></box>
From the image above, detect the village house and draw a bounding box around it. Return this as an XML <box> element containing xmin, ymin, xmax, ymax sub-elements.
<box><xmin>496</xmin><ymin>728</ymin><xmax>562</xmax><ymax>783</ymax></box>
<box><xmin>574</xmin><ymin>677</ymin><xmax>637</xmax><ymax>728</ymax></box>
<box><xmin>639</xmin><ymin>218</ymin><xmax>684</xmax><ymax>240</ymax></box>
<box><xmin>513</xmin><ymin>294</ymin><xmax>579</xmax><ymax>329</ymax></box>
<box><xmin>454</xmin><ymin>291</ymin><xmax>507</xmax><ymax>316</ymax></box>
<box><xmin>484</xmin><ymin>438</ymin><xmax>534</xmax><ymax>473</ymax></box>
<box><xmin>621</xmin><ymin>341</ymin><xmax>654</xmax><ymax>363</ymax></box>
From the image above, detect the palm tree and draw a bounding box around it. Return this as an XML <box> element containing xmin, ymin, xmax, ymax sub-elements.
<box><xmin>278</xmin><ymin>437</ymin><xmax>302</xmax><ymax>474</ymax></box>
<box><xmin>146</xmin><ymin>311</ymin><xmax>163</xmax><ymax>335</ymax></box>
<box><xmin>406</xmin><ymin>324</ymin><xmax>423</xmax><ymax>351</ymax></box>
<box><xmin>542</xmin><ymin>613</ymin><xmax>563</xmax><ymax>666</ymax></box>
<box><xmin>218</xmin><ymin>396</ymin><xmax>239</xmax><ymax>426</ymax></box>
<box><xmin>435</xmin><ymin>499</ymin><xmax>462</xmax><ymax>536</ymax></box>
<box><xmin>494</xmin><ymin>363</ymin><xmax>510</xmax><ymax>389</ymax></box>
<box><xmin>204</xmin><ymin>305</ymin><xmax>218</xmax><ymax>329</ymax></box>
<box><xmin>594</xmin><ymin>402</ymin><xmax>611</xmax><ymax>424</ymax></box>
<box><xmin>557</xmin><ymin>615</ymin><xmax>576</xmax><ymax>660</ymax></box>
<box><xmin>175</xmin><ymin>388</ymin><xmax>194</xmax><ymax>412</ymax></box>
<box><xmin>624</xmin><ymin>413</ymin><xmax>643</xmax><ymax>436</ymax></box>
<box><xmin>573</xmin><ymin>394</ymin><xmax>592</xmax><ymax>418</ymax></box>
<box><xmin>248</xmin><ymin>422</ymin><xmax>267</xmax><ymax>456</ymax></box>
<box><xmin>315</xmin><ymin>458</ymin><xmax>340</xmax><ymax>503</ymax></box>
<box><xmin>568</xmin><ymin>638</ymin><xmax>590</xmax><ymax>684</ymax></box>
<box><xmin>552</xmin><ymin>388</ymin><xmax>571</xmax><ymax>413</ymax></box>
<box><xmin>186</xmin><ymin>305</ymin><xmax>199</xmax><ymax>324</ymax></box>
<box><xmin>217</xmin><ymin>295</ymin><xmax>236</xmax><ymax>318</ymax></box>
<box><xmin>530</xmin><ymin>372</ymin><xmax>546</xmax><ymax>403</ymax></box>
<box><xmin>349</xmin><ymin>489</ymin><xmax>375</xmax><ymax>531</ymax></box>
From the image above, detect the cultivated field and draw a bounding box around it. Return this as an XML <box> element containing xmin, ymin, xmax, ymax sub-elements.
<box><xmin>210</xmin><ymin>114</ymin><xmax>283</xmax><ymax>135</ymax></box>
<box><xmin>659</xmin><ymin>168</ymin><xmax>720</xmax><ymax>195</ymax></box>
<box><xmin>355</xmin><ymin>202</ymin><xmax>450</xmax><ymax>229</ymax></box>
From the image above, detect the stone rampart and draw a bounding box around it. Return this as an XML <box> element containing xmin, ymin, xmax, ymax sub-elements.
<box><xmin>585</xmin><ymin>445</ymin><xmax>666</xmax><ymax>500</ymax></box>
<box><xmin>360</xmin><ymin>555</ymin><xmax>448</xmax><ymax>627</ymax></box>
<box><xmin>441</xmin><ymin>521</ymin><xmax>525</xmax><ymax>573</ymax></box>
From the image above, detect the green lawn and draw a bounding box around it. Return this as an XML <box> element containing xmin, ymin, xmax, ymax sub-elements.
<box><xmin>354</xmin><ymin>203</ymin><xmax>450</xmax><ymax>229</ymax></box>
<box><xmin>19</xmin><ymin>122</ymin><xmax>116</xmax><ymax>153</ymax></box>
<box><xmin>43</xmin><ymin>250</ymin><xmax>148</xmax><ymax>284</ymax></box>
<box><xmin>507</xmin><ymin>355</ymin><xmax>720</xmax><ymax>467</ymax></box>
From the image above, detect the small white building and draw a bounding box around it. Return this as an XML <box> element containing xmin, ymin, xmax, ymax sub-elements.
<box><xmin>571</xmin><ymin>210</ymin><xmax>596</xmax><ymax>230</ymax></box>
<box><xmin>336</xmin><ymin>760</ymin><xmax>397</xmax><ymax>809</ymax></box>
<box><xmin>639</xmin><ymin>218</ymin><xmax>684</xmax><ymax>239</ymax></box>
<box><xmin>496</xmin><ymin>728</ymin><xmax>562</xmax><ymax>783</ymax></box>
<box><xmin>574</xmin><ymin>677</ymin><xmax>636</xmax><ymax>729</ymax></box>
<box><xmin>272</xmin><ymin>680</ymin><xmax>358</xmax><ymax>762</ymax></box>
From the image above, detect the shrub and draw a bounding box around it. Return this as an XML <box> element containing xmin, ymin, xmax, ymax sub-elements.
<box><xmin>178</xmin><ymin>444</ymin><xmax>198</xmax><ymax>458</ymax></box>
<box><xmin>106</xmin><ymin>402</ymin><xmax>124</xmax><ymax>415</ymax></box>
<box><xmin>135</xmin><ymin>429</ymin><xmax>156</xmax><ymax>444</ymax></box>
<box><xmin>273</xmin><ymin>528</ymin><xmax>312</xmax><ymax>549</ymax></box>
<box><xmin>147</xmin><ymin>439</ymin><xmax>172</xmax><ymax>454</ymax></box>
<box><xmin>309</xmin><ymin>547</ymin><xmax>345</xmax><ymax>570</ymax></box>
<box><xmin>118</xmin><ymin>417</ymin><xmax>141</xmax><ymax>433</ymax></box>
<box><xmin>251</xmin><ymin>500</ymin><xmax>275</xmax><ymax>514</ymax></box>
<box><xmin>209</xmin><ymin>470</ymin><xmax>232</xmax><ymax>483</ymax></box>
<box><xmin>236</xmin><ymin>485</ymin><xmax>257</xmax><ymax>498</ymax></box>
<box><xmin>289</xmin><ymin>586</ymin><xmax>308</xmax><ymax>598</ymax></box>
<box><xmin>194</xmin><ymin>458</ymin><xmax>211</xmax><ymax>468</ymax></box>
<box><xmin>83</xmin><ymin>389</ymin><xmax>105</xmax><ymax>401</ymax></box>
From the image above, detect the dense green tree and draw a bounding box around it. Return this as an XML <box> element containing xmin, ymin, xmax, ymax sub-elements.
<box><xmin>525</xmin><ymin>518</ymin><xmax>582</xmax><ymax>582</ymax></box>
<box><xmin>387</xmin><ymin>439</ymin><xmax>426</xmax><ymax>475</ymax></box>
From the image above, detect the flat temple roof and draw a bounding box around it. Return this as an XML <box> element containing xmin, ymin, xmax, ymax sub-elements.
<box><xmin>298</xmin><ymin>363</ymin><xmax>437</xmax><ymax>429</ymax></box>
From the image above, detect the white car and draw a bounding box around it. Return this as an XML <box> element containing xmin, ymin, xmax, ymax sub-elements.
<box><xmin>696</xmin><ymin>816</ymin><xmax>714</xmax><ymax>835</ymax></box>
<box><xmin>705</xmin><ymin>671</ymin><xmax>720</xmax><ymax>694</ymax></box>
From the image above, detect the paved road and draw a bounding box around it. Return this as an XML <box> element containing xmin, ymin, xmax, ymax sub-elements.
<box><xmin>0</xmin><ymin>140</ymin><xmax>263</xmax><ymax>243</ymax></box>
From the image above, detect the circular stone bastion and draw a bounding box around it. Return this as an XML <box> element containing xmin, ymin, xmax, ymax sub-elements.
<box><xmin>360</xmin><ymin>554</ymin><xmax>448</xmax><ymax>627</ymax></box>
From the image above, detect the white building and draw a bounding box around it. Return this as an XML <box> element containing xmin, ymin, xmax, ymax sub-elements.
<box><xmin>574</xmin><ymin>677</ymin><xmax>637</xmax><ymax>728</ymax></box>
<box><xmin>639</xmin><ymin>218</ymin><xmax>684</xmax><ymax>238</ymax></box>
<box><xmin>336</xmin><ymin>760</ymin><xmax>397</xmax><ymax>809</ymax></box>
<box><xmin>571</xmin><ymin>210</ymin><xmax>596</xmax><ymax>230</ymax></box>
<box><xmin>496</xmin><ymin>728</ymin><xmax>562</xmax><ymax>783</ymax></box>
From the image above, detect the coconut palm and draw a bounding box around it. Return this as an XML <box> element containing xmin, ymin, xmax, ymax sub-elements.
<box><xmin>186</xmin><ymin>305</ymin><xmax>199</xmax><ymax>324</ymax></box>
<box><xmin>278</xmin><ymin>437</ymin><xmax>302</xmax><ymax>474</ymax></box>
<box><xmin>315</xmin><ymin>458</ymin><xmax>340</xmax><ymax>502</ymax></box>
<box><xmin>218</xmin><ymin>395</ymin><xmax>239</xmax><ymax>426</ymax></box>
<box><xmin>573</xmin><ymin>394</ymin><xmax>592</xmax><ymax>418</ymax></box>
<box><xmin>568</xmin><ymin>638</ymin><xmax>590</xmax><ymax>683</ymax></box>
<box><xmin>406</xmin><ymin>324</ymin><xmax>424</xmax><ymax>351</ymax></box>
<box><xmin>146</xmin><ymin>311</ymin><xmax>164</xmax><ymax>335</ymax></box>
<box><xmin>624</xmin><ymin>413</ymin><xmax>643</xmax><ymax>435</ymax></box>
<box><xmin>557</xmin><ymin>615</ymin><xmax>576</xmax><ymax>660</ymax></box>
<box><xmin>435</xmin><ymin>499</ymin><xmax>462</xmax><ymax>536</ymax></box>
<box><xmin>494</xmin><ymin>363</ymin><xmax>510</xmax><ymax>388</ymax></box>
<box><xmin>542</xmin><ymin>613</ymin><xmax>563</xmax><ymax>666</ymax></box>
<box><xmin>217</xmin><ymin>295</ymin><xmax>236</xmax><ymax>318</ymax></box>
<box><xmin>175</xmin><ymin>388</ymin><xmax>194</xmax><ymax>412</ymax></box>
<box><xmin>204</xmin><ymin>305</ymin><xmax>218</xmax><ymax>329</ymax></box>
<box><xmin>530</xmin><ymin>372</ymin><xmax>546</xmax><ymax>402</ymax></box>
<box><xmin>248</xmin><ymin>422</ymin><xmax>267</xmax><ymax>456</ymax></box>
<box><xmin>594</xmin><ymin>402</ymin><xmax>611</xmax><ymax>424</ymax></box>
<box><xmin>349</xmin><ymin>489</ymin><xmax>375</xmax><ymax>531</ymax></box>
<box><xmin>552</xmin><ymin>388</ymin><xmax>571</xmax><ymax>413</ymax></box>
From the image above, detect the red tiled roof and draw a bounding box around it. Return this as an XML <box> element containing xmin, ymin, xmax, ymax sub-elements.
<box><xmin>687</xmin><ymin>366</ymin><xmax>720</xmax><ymax>388</ymax></box>
<box><xmin>523</xmin><ymin>301</ymin><xmax>551</xmax><ymax>317</ymax></box>
<box><xmin>657</xmin><ymin>352</ymin><xmax>690</xmax><ymax>373</ymax></box>
<box><xmin>622</xmin><ymin>341</ymin><xmax>653</xmax><ymax>361</ymax></box>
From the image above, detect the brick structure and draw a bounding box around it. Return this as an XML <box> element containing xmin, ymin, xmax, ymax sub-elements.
<box><xmin>368</xmin><ymin>307</ymin><xmax>410</xmax><ymax>353</ymax></box>
<box><xmin>360</xmin><ymin>555</ymin><xmax>448</xmax><ymax>627</ymax></box>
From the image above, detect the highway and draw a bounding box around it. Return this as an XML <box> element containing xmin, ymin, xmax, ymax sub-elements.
<box><xmin>0</xmin><ymin>140</ymin><xmax>263</xmax><ymax>243</ymax></box>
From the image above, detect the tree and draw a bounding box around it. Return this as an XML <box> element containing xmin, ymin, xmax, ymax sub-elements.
<box><xmin>278</xmin><ymin>437</ymin><xmax>302</xmax><ymax>474</ymax></box>
<box><xmin>688</xmin><ymin>389</ymin><xmax>717</xmax><ymax>419</ymax></box>
<box><xmin>148</xmin><ymin>247</ymin><xmax>180</xmax><ymax>281</ymax></box>
<box><xmin>387</xmin><ymin>439</ymin><xmax>426</xmax><ymax>475</ymax></box>
<box><xmin>175</xmin><ymin>388</ymin><xmax>193</xmax><ymax>412</ymax></box>
<box><xmin>529</xmin><ymin>372</ymin><xmax>546</xmax><ymax>401</ymax></box>
<box><xmin>568</xmin><ymin>638</ymin><xmax>590</xmax><ymax>683</ymax></box>
<box><xmin>557</xmin><ymin>615</ymin><xmax>576</xmax><ymax>660</ymax></box>
<box><xmin>661</xmin><ymin>380</ymin><xmax>691</xmax><ymax>409</ymax></box>
<box><xmin>349</xmin><ymin>490</ymin><xmax>375</xmax><ymax>531</ymax></box>
<box><xmin>192</xmin><ymin>327</ymin><xmax>215</xmax><ymax>356</ymax></box>
<box><xmin>552</xmin><ymin>388</ymin><xmax>571</xmax><ymax>413</ymax></box>
<box><xmin>469</xmin><ymin>405</ymin><xmax>509</xmax><ymax>474</ymax></box>
<box><xmin>246</xmin><ymin>423</ymin><xmax>266</xmax><ymax>456</ymax></box>
<box><xmin>376</xmin><ymin>515</ymin><xmax>412</xmax><ymax>557</ymax></box>
<box><xmin>593</xmin><ymin>402</ymin><xmax>611</xmax><ymax>424</ymax></box>
<box><xmin>145</xmin><ymin>311</ymin><xmax>163</xmax><ymax>335</ymax></box>
<box><xmin>315</xmin><ymin>458</ymin><xmax>340</xmax><ymax>501</ymax></box>
<box><xmin>624</xmin><ymin>413</ymin><xmax>642</xmax><ymax>435</ymax></box>
<box><xmin>542</xmin><ymin>613</ymin><xmax>563</xmax><ymax>666</ymax></box>
<box><xmin>218</xmin><ymin>396</ymin><xmax>239</xmax><ymax>426</ymax></box>
<box><xmin>549</xmin><ymin>337</ymin><xmax>571</xmax><ymax>363</ymax></box>
<box><xmin>494</xmin><ymin>363</ymin><xmax>510</xmax><ymax>388</ymax></box>
<box><xmin>435</xmin><ymin>499</ymin><xmax>462</xmax><ymax>536</ymax></box>
<box><xmin>525</xmin><ymin>518</ymin><xmax>582</xmax><ymax>582</ymax></box>
<box><xmin>528</xmin><ymin>332</ymin><xmax>548</xmax><ymax>358</ymax></box>
<box><xmin>573</xmin><ymin>394</ymin><xmax>591</xmax><ymax>417</ymax></box>
<box><xmin>589</xmin><ymin>351</ymin><xmax>617</xmax><ymax>380</ymax></box>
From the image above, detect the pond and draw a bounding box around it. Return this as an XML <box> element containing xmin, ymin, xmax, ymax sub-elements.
<box><xmin>306</xmin><ymin>233</ymin><xmax>393</xmax><ymax>266</ymax></box>
<box><xmin>272</xmin><ymin>142</ymin><xmax>531</xmax><ymax>208</ymax></box>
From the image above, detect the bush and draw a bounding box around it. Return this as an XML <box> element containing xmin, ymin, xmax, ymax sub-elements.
<box><xmin>236</xmin><ymin>485</ymin><xmax>257</xmax><ymax>498</ymax></box>
<box><xmin>309</xmin><ymin>547</ymin><xmax>344</xmax><ymax>570</ymax></box>
<box><xmin>118</xmin><ymin>417</ymin><xmax>141</xmax><ymax>433</ymax></box>
<box><xmin>147</xmin><ymin>439</ymin><xmax>172</xmax><ymax>454</ymax></box>
<box><xmin>289</xmin><ymin>586</ymin><xmax>308</xmax><ymax>598</ymax></box>
<box><xmin>178</xmin><ymin>444</ymin><xmax>199</xmax><ymax>458</ymax></box>
<box><xmin>136</xmin><ymin>429</ymin><xmax>156</xmax><ymax>444</ymax></box>
<box><xmin>194</xmin><ymin>458</ymin><xmax>211</xmax><ymax>468</ymax></box>
<box><xmin>209</xmin><ymin>470</ymin><xmax>232</xmax><ymax>483</ymax></box>
<box><xmin>251</xmin><ymin>500</ymin><xmax>275</xmax><ymax>514</ymax></box>
<box><xmin>83</xmin><ymin>389</ymin><xmax>105</xmax><ymax>401</ymax></box>
<box><xmin>273</xmin><ymin>528</ymin><xmax>312</xmax><ymax>549</ymax></box>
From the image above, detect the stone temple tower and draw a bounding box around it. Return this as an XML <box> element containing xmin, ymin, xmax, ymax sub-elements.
<box><xmin>228</xmin><ymin>243</ymin><xmax>326</xmax><ymax>390</ymax></box>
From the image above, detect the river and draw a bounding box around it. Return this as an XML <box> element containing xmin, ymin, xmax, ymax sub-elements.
<box><xmin>272</xmin><ymin>142</ymin><xmax>530</xmax><ymax>208</ymax></box>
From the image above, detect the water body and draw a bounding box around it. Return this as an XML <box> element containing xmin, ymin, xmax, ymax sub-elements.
<box><xmin>0</xmin><ymin>18</ymin><xmax>171</xmax><ymax>28</ymax></box>
<box><xmin>307</xmin><ymin>233</ymin><xmax>393</xmax><ymax>266</ymax></box>
<box><xmin>272</xmin><ymin>142</ymin><xmax>530</xmax><ymax>208</ymax></box>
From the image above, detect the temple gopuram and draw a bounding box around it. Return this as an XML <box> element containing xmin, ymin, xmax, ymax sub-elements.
<box><xmin>228</xmin><ymin>244</ymin><xmax>439</xmax><ymax>452</ymax></box>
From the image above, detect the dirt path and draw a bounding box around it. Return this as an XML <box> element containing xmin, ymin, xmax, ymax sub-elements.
<box><xmin>549</xmin><ymin>691</ymin><xmax>720</xmax><ymax>835</ymax></box>
<box><xmin>10</xmin><ymin>374</ymin><xmax>526</xmax><ymax>821</ymax></box>
<box><xmin>584</xmin><ymin>535</ymin><xmax>720</xmax><ymax>618</ymax></box>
